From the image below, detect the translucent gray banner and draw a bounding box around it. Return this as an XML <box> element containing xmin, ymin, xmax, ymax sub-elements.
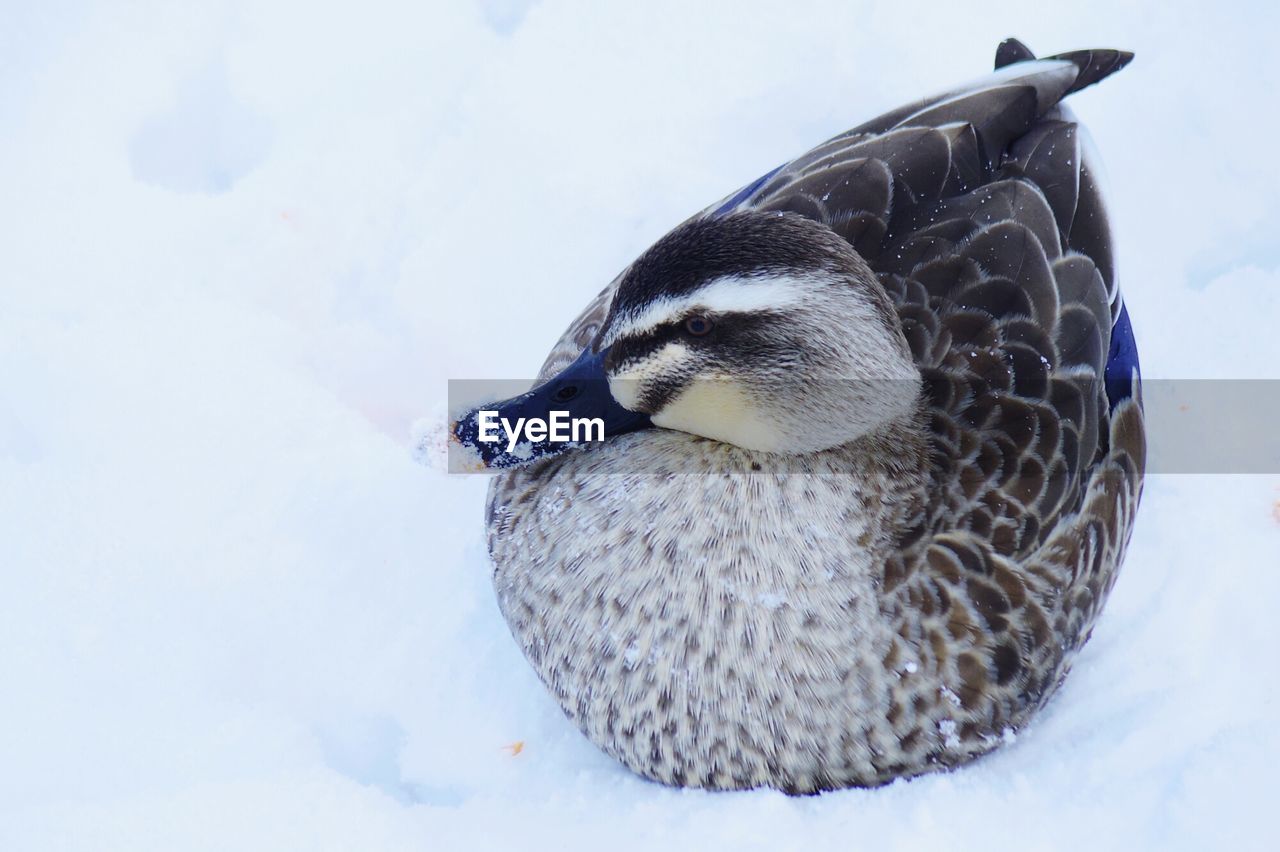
<box><xmin>444</xmin><ymin>379</ymin><xmax>1280</xmax><ymax>474</ymax></box>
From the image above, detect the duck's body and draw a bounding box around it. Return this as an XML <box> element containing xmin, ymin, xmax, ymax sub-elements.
<box><xmin>467</xmin><ymin>40</ymin><xmax>1145</xmax><ymax>793</ymax></box>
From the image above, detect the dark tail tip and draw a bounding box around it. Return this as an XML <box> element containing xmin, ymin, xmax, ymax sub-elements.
<box><xmin>995</xmin><ymin>40</ymin><xmax>1134</xmax><ymax>95</ymax></box>
<box><xmin>995</xmin><ymin>38</ymin><xmax>1036</xmax><ymax>69</ymax></box>
<box><xmin>1047</xmin><ymin>48</ymin><xmax>1136</xmax><ymax>94</ymax></box>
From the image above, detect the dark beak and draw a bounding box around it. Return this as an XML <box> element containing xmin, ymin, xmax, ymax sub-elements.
<box><xmin>451</xmin><ymin>346</ymin><xmax>652</xmax><ymax>469</ymax></box>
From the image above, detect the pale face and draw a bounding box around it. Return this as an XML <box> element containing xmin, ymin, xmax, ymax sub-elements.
<box><xmin>599</xmin><ymin>268</ymin><xmax>921</xmax><ymax>454</ymax></box>
<box><xmin>602</xmin><ymin>273</ymin><xmax>805</xmax><ymax>451</ymax></box>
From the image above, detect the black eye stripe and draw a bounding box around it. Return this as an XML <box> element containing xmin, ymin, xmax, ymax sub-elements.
<box><xmin>605</xmin><ymin>323</ymin><xmax>683</xmax><ymax>370</ymax></box>
<box><xmin>607</xmin><ymin>310</ymin><xmax>791</xmax><ymax>371</ymax></box>
<box><xmin>609</xmin><ymin>312</ymin><xmax>716</xmax><ymax>365</ymax></box>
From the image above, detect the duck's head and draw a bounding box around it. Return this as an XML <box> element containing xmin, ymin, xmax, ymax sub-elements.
<box><xmin>452</xmin><ymin>211</ymin><xmax>920</xmax><ymax>469</ymax></box>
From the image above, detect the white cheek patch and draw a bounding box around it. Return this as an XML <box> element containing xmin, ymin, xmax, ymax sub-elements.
<box><xmin>609</xmin><ymin>342</ymin><xmax>789</xmax><ymax>451</ymax></box>
<box><xmin>652</xmin><ymin>379</ymin><xmax>790</xmax><ymax>453</ymax></box>
<box><xmin>604</xmin><ymin>273</ymin><xmax>822</xmax><ymax>343</ymax></box>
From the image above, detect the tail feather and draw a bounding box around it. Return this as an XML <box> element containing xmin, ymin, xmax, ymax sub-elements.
<box><xmin>995</xmin><ymin>38</ymin><xmax>1134</xmax><ymax>95</ymax></box>
<box><xmin>995</xmin><ymin>37</ymin><xmax>1036</xmax><ymax>68</ymax></box>
<box><xmin>1050</xmin><ymin>49</ymin><xmax>1135</xmax><ymax>95</ymax></box>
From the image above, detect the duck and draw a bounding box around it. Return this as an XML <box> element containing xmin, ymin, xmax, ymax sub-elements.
<box><xmin>451</xmin><ymin>38</ymin><xmax>1146</xmax><ymax>794</ymax></box>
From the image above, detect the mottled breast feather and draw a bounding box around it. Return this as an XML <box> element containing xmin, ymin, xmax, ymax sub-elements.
<box><xmin>498</xmin><ymin>41</ymin><xmax>1145</xmax><ymax>789</ymax></box>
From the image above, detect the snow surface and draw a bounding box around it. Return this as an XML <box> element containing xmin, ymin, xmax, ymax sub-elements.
<box><xmin>3</xmin><ymin>1</ymin><xmax>1279</xmax><ymax>849</ymax></box>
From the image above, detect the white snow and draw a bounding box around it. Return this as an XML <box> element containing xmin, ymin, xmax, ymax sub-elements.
<box><xmin>2</xmin><ymin>1</ymin><xmax>1279</xmax><ymax>850</ymax></box>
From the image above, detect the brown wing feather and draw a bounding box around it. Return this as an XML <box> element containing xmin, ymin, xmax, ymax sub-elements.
<box><xmin>822</xmin><ymin>57</ymin><xmax>1144</xmax><ymax>754</ymax></box>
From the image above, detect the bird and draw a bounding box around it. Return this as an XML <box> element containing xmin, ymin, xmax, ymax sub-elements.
<box><xmin>451</xmin><ymin>38</ymin><xmax>1146</xmax><ymax>794</ymax></box>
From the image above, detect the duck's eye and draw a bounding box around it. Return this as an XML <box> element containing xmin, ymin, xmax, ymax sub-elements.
<box><xmin>683</xmin><ymin>315</ymin><xmax>713</xmax><ymax>337</ymax></box>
